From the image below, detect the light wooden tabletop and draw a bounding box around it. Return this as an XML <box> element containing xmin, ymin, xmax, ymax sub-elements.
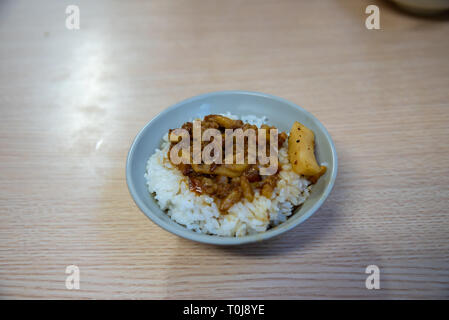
<box><xmin>1</xmin><ymin>0</ymin><xmax>448</xmax><ymax>299</ymax></box>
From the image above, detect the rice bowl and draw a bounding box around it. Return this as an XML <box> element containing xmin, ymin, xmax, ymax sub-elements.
<box><xmin>126</xmin><ymin>91</ymin><xmax>337</xmax><ymax>245</ymax></box>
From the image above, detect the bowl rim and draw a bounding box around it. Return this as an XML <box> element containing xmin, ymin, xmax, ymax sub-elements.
<box><xmin>126</xmin><ymin>90</ymin><xmax>338</xmax><ymax>245</ymax></box>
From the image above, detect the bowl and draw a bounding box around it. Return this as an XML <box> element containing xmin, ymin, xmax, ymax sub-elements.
<box><xmin>389</xmin><ymin>0</ymin><xmax>449</xmax><ymax>14</ymax></box>
<box><xmin>126</xmin><ymin>91</ymin><xmax>337</xmax><ymax>245</ymax></box>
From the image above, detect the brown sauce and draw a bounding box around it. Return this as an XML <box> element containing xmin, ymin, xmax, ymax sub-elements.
<box><xmin>168</xmin><ymin>114</ymin><xmax>287</xmax><ymax>213</ymax></box>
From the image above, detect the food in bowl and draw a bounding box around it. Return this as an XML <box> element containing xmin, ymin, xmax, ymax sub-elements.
<box><xmin>144</xmin><ymin>113</ymin><xmax>326</xmax><ymax>237</ymax></box>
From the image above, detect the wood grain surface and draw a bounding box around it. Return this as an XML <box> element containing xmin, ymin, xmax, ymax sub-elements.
<box><xmin>1</xmin><ymin>0</ymin><xmax>448</xmax><ymax>299</ymax></box>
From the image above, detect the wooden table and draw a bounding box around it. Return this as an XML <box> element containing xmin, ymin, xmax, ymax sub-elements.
<box><xmin>1</xmin><ymin>0</ymin><xmax>448</xmax><ymax>299</ymax></box>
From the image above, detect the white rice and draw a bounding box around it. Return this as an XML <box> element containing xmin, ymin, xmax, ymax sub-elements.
<box><xmin>144</xmin><ymin>114</ymin><xmax>312</xmax><ymax>237</ymax></box>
